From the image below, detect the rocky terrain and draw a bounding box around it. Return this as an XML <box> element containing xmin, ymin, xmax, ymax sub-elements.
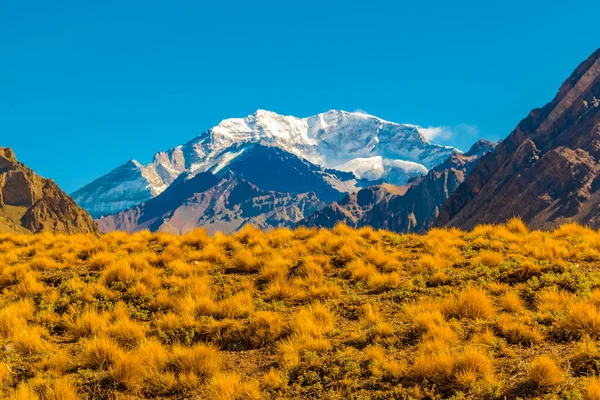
<box><xmin>300</xmin><ymin>140</ymin><xmax>496</xmax><ymax>232</ymax></box>
<box><xmin>0</xmin><ymin>147</ymin><xmax>100</xmax><ymax>234</ymax></box>
<box><xmin>436</xmin><ymin>48</ymin><xmax>600</xmax><ymax>230</ymax></box>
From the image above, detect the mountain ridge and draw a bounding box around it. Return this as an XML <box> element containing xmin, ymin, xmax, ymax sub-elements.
<box><xmin>73</xmin><ymin>110</ymin><xmax>458</xmax><ymax>218</ymax></box>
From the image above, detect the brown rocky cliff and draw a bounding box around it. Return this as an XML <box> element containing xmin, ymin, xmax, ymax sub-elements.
<box><xmin>436</xmin><ymin>47</ymin><xmax>600</xmax><ymax>230</ymax></box>
<box><xmin>0</xmin><ymin>147</ymin><xmax>100</xmax><ymax>234</ymax></box>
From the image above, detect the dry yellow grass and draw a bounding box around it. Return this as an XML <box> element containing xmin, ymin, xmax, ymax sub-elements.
<box><xmin>0</xmin><ymin>219</ymin><xmax>600</xmax><ymax>398</ymax></box>
<box><xmin>528</xmin><ymin>356</ymin><xmax>564</xmax><ymax>387</ymax></box>
<box><xmin>583</xmin><ymin>377</ymin><xmax>600</xmax><ymax>400</ymax></box>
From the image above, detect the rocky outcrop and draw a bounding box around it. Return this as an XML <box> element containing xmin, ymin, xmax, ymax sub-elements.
<box><xmin>297</xmin><ymin>184</ymin><xmax>407</xmax><ymax>229</ymax></box>
<box><xmin>299</xmin><ymin>140</ymin><xmax>496</xmax><ymax>232</ymax></box>
<box><xmin>0</xmin><ymin>147</ymin><xmax>101</xmax><ymax>234</ymax></box>
<box><xmin>436</xmin><ymin>47</ymin><xmax>600</xmax><ymax>230</ymax></box>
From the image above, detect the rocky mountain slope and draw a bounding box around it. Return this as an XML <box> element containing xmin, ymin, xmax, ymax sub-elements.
<box><xmin>436</xmin><ymin>47</ymin><xmax>600</xmax><ymax>230</ymax></box>
<box><xmin>300</xmin><ymin>140</ymin><xmax>496</xmax><ymax>232</ymax></box>
<box><xmin>97</xmin><ymin>172</ymin><xmax>325</xmax><ymax>235</ymax></box>
<box><xmin>96</xmin><ymin>145</ymin><xmax>358</xmax><ymax>234</ymax></box>
<box><xmin>73</xmin><ymin>110</ymin><xmax>456</xmax><ymax>218</ymax></box>
<box><xmin>0</xmin><ymin>147</ymin><xmax>100</xmax><ymax>234</ymax></box>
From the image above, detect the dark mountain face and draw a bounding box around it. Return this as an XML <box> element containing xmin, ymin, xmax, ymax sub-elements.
<box><xmin>96</xmin><ymin>145</ymin><xmax>355</xmax><ymax>234</ymax></box>
<box><xmin>209</xmin><ymin>144</ymin><xmax>356</xmax><ymax>203</ymax></box>
<box><xmin>0</xmin><ymin>147</ymin><xmax>100</xmax><ymax>235</ymax></box>
<box><xmin>97</xmin><ymin>172</ymin><xmax>325</xmax><ymax>235</ymax></box>
<box><xmin>299</xmin><ymin>140</ymin><xmax>496</xmax><ymax>232</ymax></box>
<box><xmin>436</xmin><ymin>48</ymin><xmax>600</xmax><ymax>230</ymax></box>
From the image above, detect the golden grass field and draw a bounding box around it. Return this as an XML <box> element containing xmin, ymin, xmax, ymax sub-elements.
<box><xmin>2</xmin><ymin>219</ymin><xmax>600</xmax><ymax>399</ymax></box>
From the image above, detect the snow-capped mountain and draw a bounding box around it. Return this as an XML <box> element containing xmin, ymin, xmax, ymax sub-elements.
<box><xmin>73</xmin><ymin>110</ymin><xmax>458</xmax><ymax>218</ymax></box>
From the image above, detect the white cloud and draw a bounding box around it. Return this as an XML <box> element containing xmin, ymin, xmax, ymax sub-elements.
<box><xmin>416</xmin><ymin>123</ymin><xmax>479</xmax><ymax>142</ymax></box>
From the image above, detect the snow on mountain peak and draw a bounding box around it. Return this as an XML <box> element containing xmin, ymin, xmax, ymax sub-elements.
<box><xmin>204</xmin><ymin>109</ymin><xmax>454</xmax><ymax>168</ymax></box>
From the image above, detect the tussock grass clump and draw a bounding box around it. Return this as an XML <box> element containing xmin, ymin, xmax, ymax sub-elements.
<box><xmin>479</xmin><ymin>251</ymin><xmax>504</xmax><ymax>268</ymax></box>
<box><xmin>410</xmin><ymin>340</ymin><xmax>455</xmax><ymax>382</ymax></box>
<box><xmin>528</xmin><ymin>356</ymin><xmax>564</xmax><ymax>387</ymax></box>
<box><xmin>536</xmin><ymin>288</ymin><xmax>572</xmax><ymax>314</ymax></box>
<box><xmin>110</xmin><ymin>353</ymin><xmax>143</xmax><ymax>390</ymax></box>
<box><xmin>506</xmin><ymin>217</ymin><xmax>529</xmax><ymax>234</ymax></box>
<box><xmin>495</xmin><ymin>314</ymin><xmax>544</xmax><ymax>345</ymax></box>
<box><xmin>248</xmin><ymin>311</ymin><xmax>287</xmax><ymax>347</ymax></box>
<box><xmin>454</xmin><ymin>347</ymin><xmax>495</xmax><ymax>387</ymax></box>
<box><xmin>571</xmin><ymin>336</ymin><xmax>600</xmax><ymax>376</ymax></box>
<box><xmin>9</xmin><ymin>383</ymin><xmax>39</xmax><ymax>400</ymax></box>
<box><xmin>208</xmin><ymin>372</ymin><xmax>261</xmax><ymax>400</ymax></box>
<box><xmin>43</xmin><ymin>378</ymin><xmax>80</xmax><ymax>400</ymax></box>
<box><xmin>170</xmin><ymin>343</ymin><xmax>220</xmax><ymax>378</ymax></box>
<box><xmin>562</xmin><ymin>302</ymin><xmax>600</xmax><ymax>338</ymax></box>
<box><xmin>12</xmin><ymin>326</ymin><xmax>49</xmax><ymax>356</ymax></box>
<box><xmin>500</xmin><ymin>291</ymin><xmax>525</xmax><ymax>314</ymax></box>
<box><xmin>443</xmin><ymin>287</ymin><xmax>494</xmax><ymax>320</ymax></box>
<box><xmin>68</xmin><ymin>308</ymin><xmax>109</xmax><ymax>339</ymax></box>
<box><xmin>411</xmin><ymin>341</ymin><xmax>495</xmax><ymax>389</ymax></box>
<box><xmin>583</xmin><ymin>377</ymin><xmax>600</xmax><ymax>400</ymax></box>
<box><xmin>79</xmin><ymin>337</ymin><xmax>123</xmax><ymax>369</ymax></box>
<box><xmin>88</xmin><ymin>252</ymin><xmax>117</xmax><ymax>270</ymax></box>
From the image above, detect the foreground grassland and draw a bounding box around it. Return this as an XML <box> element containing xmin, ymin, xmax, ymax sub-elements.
<box><xmin>3</xmin><ymin>221</ymin><xmax>600</xmax><ymax>399</ymax></box>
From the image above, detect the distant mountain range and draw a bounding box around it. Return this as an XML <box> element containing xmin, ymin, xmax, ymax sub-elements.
<box><xmin>0</xmin><ymin>147</ymin><xmax>99</xmax><ymax>234</ymax></box>
<box><xmin>436</xmin><ymin>48</ymin><xmax>600</xmax><ymax>230</ymax></box>
<box><xmin>72</xmin><ymin>110</ymin><xmax>456</xmax><ymax>219</ymax></box>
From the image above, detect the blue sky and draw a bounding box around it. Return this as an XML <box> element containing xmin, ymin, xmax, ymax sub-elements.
<box><xmin>1</xmin><ymin>0</ymin><xmax>598</xmax><ymax>193</ymax></box>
